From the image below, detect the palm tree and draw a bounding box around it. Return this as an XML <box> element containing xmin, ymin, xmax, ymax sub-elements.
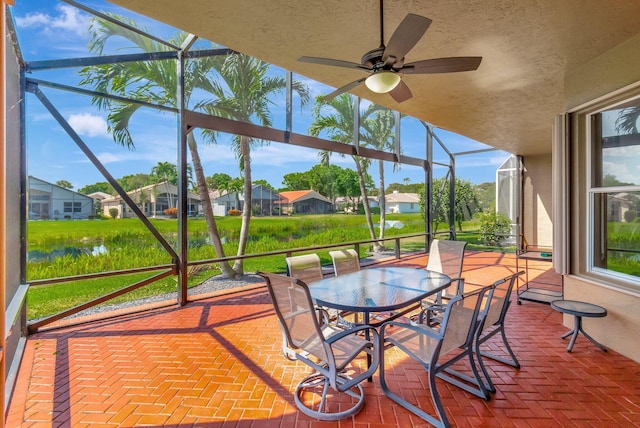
<box><xmin>218</xmin><ymin>177</ymin><xmax>243</xmax><ymax>212</ymax></box>
<box><xmin>79</xmin><ymin>15</ymin><xmax>238</xmax><ymax>277</ymax></box>
<box><xmin>361</xmin><ymin>109</ymin><xmax>397</xmax><ymax>244</ymax></box>
<box><xmin>197</xmin><ymin>54</ymin><xmax>309</xmax><ymax>274</ymax></box>
<box><xmin>151</xmin><ymin>161</ymin><xmax>178</xmax><ymax>208</ymax></box>
<box><xmin>615</xmin><ymin>106</ymin><xmax>640</xmax><ymax>134</ymax></box>
<box><xmin>309</xmin><ymin>94</ymin><xmax>383</xmax><ymax>252</ymax></box>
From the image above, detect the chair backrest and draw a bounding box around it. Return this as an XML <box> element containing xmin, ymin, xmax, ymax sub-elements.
<box><xmin>259</xmin><ymin>272</ymin><xmax>328</xmax><ymax>361</ymax></box>
<box><xmin>439</xmin><ymin>286</ymin><xmax>489</xmax><ymax>356</ymax></box>
<box><xmin>483</xmin><ymin>271</ymin><xmax>524</xmax><ymax>328</ymax></box>
<box><xmin>286</xmin><ymin>253</ymin><xmax>323</xmax><ymax>283</ymax></box>
<box><xmin>329</xmin><ymin>249</ymin><xmax>360</xmax><ymax>276</ymax></box>
<box><xmin>426</xmin><ymin>239</ymin><xmax>467</xmax><ymax>296</ymax></box>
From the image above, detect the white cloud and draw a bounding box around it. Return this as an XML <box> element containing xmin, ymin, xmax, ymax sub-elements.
<box><xmin>15</xmin><ymin>4</ymin><xmax>88</xmax><ymax>36</ymax></box>
<box><xmin>67</xmin><ymin>113</ymin><xmax>108</xmax><ymax>137</ymax></box>
<box><xmin>251</xmin><ymin>143</ymin><xmax>322</xmax><ymax>167</ymax></box>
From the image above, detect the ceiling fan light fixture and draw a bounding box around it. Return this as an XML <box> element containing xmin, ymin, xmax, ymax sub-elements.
<box><xmin>365</xmin><ymin>71</ymin><xmax>401</xmax><ymax>93</ymax></box>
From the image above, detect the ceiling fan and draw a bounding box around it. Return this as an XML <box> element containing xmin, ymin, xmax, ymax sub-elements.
<box><xmin>297</xmin><ymin>0</ymin><xmax>482</xmax><ymax>103</ymax></box>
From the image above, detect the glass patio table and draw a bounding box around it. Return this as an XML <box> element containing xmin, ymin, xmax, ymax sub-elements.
<box><xmin>308</xmin><ymin>267</ymin><xmax>452</xmax><ymax>327</ymax></box>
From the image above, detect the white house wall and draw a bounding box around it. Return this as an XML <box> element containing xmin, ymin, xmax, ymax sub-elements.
<box><xmin>28</xmin><ymin>178</ymin><xmax>94</xmax><ymax>220</ymax></box>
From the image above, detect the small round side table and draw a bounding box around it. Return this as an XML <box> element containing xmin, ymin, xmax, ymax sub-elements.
<box><xmin>550</xmin><ymin>300</ymin><xmax>607</xmax><ymax>352</ymax></box>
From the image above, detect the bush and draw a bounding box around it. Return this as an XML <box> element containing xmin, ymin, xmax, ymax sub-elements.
<box><xmin>479</xmin><ymin>210</ymin><xmax>511</xmax><ymax>246</ymax></box>
<box><xmin>624</xmin><ymin>209</ymin><xmax>637</xmax><ymax>223</ymax></box>
<box><xmin>108</xmin><ymin>208</ymin><xmax>119</xmax><ymax>219</ymax></box>
<box><xmin>228</xmin><ymin>209</ymin><xmax>241</xmax><ymax>216</ymax></box>
<box><xmin>164</xmin><ymin>207</ymin><xmax>178</xmax><ymax>218</ymax></box>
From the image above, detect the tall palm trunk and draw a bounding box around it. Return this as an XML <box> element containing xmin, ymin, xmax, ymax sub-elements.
<box><xmin>354</xmin><ymin>157</ymin><xmax>383</xmax><ymax>253</ymax></box>
<box><xmin>233</xmin><ymin>136</ymin><xmax>252</xmax><ymax>275</ymax></box>
<box><xmin>188</xmin><ymin>134</ymin><xmax>235</xmax><ymax>278</ymax></box>
<box><xmin>378</xmin><ymin>159</ymin><xmax>386</xmax><ymax>243</ymax></box>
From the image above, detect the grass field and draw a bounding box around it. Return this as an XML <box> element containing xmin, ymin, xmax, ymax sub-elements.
<box><xmin>27</xmin><ymin>213</ymin><xmax>454</xmax><ymax>319</ymax></box>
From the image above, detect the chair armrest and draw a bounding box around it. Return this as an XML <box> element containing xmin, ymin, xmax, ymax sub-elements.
<box><xmin>380</xmin><ymin>320</ymin><xmax>442</xmax><ymax>341</ymax></box>
<box><xmin>449</xmin><ymin>277</ymin><xmax>465</xmax><ymax>295</ymax></box>
<box><xmin>325</xmin><ymin>324</ymin><xmax>379</xmax><ymax>344</ymax></box>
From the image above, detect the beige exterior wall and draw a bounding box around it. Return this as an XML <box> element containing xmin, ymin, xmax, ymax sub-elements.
<box><xmin>562</xmin><ymin>33</ymin><xmax>640</xmax><ymax>362</ymax></box>
<box><xmin>522</xmin><ymin>155</ymin><xmax>553</xmax><ymax>249</ymax></box>
<box><xmin>564</xmin><ymin>277</ymin><xmax>640</xmax><ymax>361</ymax></box>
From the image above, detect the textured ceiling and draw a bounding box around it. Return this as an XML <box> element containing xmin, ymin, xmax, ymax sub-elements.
<box><xmin>110</xmin><ymin>0</ymin><xmax>640</xmax><ymax>156</ymax></box>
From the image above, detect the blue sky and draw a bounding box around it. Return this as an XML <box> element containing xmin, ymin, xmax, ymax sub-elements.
<box><xmin>12</xmin><ymin>0</ymin><xmax>509</xmax><ymax>192</ymax></box>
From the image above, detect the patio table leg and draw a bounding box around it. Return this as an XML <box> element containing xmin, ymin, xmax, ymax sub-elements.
<box><xmin>561</xmin><ymin>315</ymin><xmax>607</xmax><ymax>352</ymax></box>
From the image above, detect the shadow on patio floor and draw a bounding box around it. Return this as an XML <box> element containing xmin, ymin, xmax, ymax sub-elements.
<box><xmin>7</xmin><ymin>251</ymin><xmax>640</xmax><ymax>427</ymax></box>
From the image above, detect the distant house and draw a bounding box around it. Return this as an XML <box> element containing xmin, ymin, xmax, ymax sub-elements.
<box><xmin>210</xmin><ymin>184</ymin><xmax>281</xmax><ymax>216</ymax></box>
<box><xmin>28</xmin><ymin>176</ymin><xmax>94</xmax><ymax>220</ymax></box>
<box><xmin>86</xmin><ymin>191</ymin><xmax>112</xmax><ymax>201</ymax></box>
<box><xmin>100</xmin><ymin>181</ymin><xmax>202</xmax><ymax>218</ymax></box>
<box><xmin>608</xmin><ymin>192</ymin><xmax>637</xmax><ymax>222</ymax></box>
<box><xmin>335</xmin><ymin>196</ymin><xmax>379</xmax><ymax>213</ymax></box>
<box><xmin>86</xmin><ymin>191</ymin><xmax>113</xmax><ymax>215</ymax></box>
<box><xmin>277</xmin><ymin>190</ymin><xmax>332</xmax><ymax>215</ymax></box>
<box><xmin>385</xmin><ymin>191</ymin><xmax>421</xmax><ymax>213</ymax></box>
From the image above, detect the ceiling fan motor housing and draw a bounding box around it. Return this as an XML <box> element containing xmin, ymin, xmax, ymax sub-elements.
<box><xmin>360</xmin><ymin>46</ymin><xmax>384</xmax><ymax>71</ymax></box>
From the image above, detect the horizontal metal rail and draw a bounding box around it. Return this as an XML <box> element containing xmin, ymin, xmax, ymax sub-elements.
<box><xmin>24</xmin><ymin>233</ymin><xmax>431</xmax><ymax>333</ymax></box>
<box><xmin>186</xmin><ymin>232</ymin><xmax>430</xmax><ymax>267</ymax></box>
<box><xmin>28</xmin><ymin>264</ymin><xmax>177</xmax><ymax>287</ymax></box>
<box><xmin>27</xmin><ymin>233</ymin><xmax>430</xmax><ymax>286</ymax></box>
<box><xmin>28</xmin><ymin>269</ymin><xmax>175</xmax><ymax>333</ymax></box>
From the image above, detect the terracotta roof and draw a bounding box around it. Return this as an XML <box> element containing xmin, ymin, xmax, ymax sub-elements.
<box><xmin>278</xmin><ymin>190</ymin><xmax>312</xmax><ymax>203</ymax></box>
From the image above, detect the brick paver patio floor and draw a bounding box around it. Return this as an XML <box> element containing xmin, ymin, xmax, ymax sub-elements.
<box><xmin>7</xmin><ymin>251</ymin><xmax>640</xmax><ymax>427</ymax></box>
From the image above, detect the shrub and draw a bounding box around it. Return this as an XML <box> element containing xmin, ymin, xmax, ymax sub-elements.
<box><xmin>624</xmin><ymin>209</ymin><xmax>637</xmax><ymax>223</ymax></box>
<box><xmin>108</xmin><ymin>208</ymin><xmax>119</xmax><ymax>219</ymax></box>
<box><xmin>479</xmin><ymin>210</ymin><xmax>511</xmax><ymax>246</ymax></box>
<box><xmin>228</xmin><ymin>209</ymin><xmax>241</xmax><ymax>216</ymax></box>
<box><xmin>164</xmin><ymin>207</ymin><xmax>178</xmax><ymax>218</ymax></box>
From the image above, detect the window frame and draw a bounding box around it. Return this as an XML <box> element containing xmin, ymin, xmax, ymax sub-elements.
<box><xmin>585</xmin><ymin>92</ymin><xmax>640</xmax><ymax>288</ymax></box>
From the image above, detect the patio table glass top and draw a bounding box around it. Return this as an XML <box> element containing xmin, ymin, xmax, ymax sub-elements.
<box><xmin>308</xmin><ymin>267</ymin><xmax>451</xmax><ymax>314</ymax></box>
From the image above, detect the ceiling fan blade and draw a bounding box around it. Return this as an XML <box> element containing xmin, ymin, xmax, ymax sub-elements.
<box><xmin>321</xmin><ymin>77</ymin><xmax>367</xmax><ymax>102</ymax></box>
<box><xmin>382</xmin><ymin>14</ymin><xmax>432</xmax><ymax>63</ymax></box>
<box><xmin>401</xmin><ymin>57</ymin><xmax>483</xmax><ymax>74</ymax></box>
<box><xmin>389</xmin><ymin>80</ymin><xmax>412</xmax><ymax>103</ymax></box>
<box><xmin>298</xmin><ymin>56</ymin><xmax>370</xmax><ymax>71</ymax></box>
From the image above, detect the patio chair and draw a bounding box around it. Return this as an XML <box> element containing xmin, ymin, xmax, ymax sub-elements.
<box><xmin>379</xmin><ymin>286</ymin><xmax>490</xmax><ymax>428</ymax></box>
<box><xmin>418</xmin><ymin>239</ymin><xmax>467</xmax><ymax>325</ymax></box>
<box><xmin>286</xmin><ymin>253</ymin><xmax>324</xmax><ymax>283</ymax></box>
<box><xmin>473</xmin><ymin>271</ymin><xmax>524</xmax><ymax>393</ymax></box>
<box><xmin>259</xmin><ymin>272</ymin><xmax>379</xmax><ymax>420</ymax></box>
<box><xmin>434</xmin><ymin>272</ymin><xmax>524</xmax><ymax>399</ymax></box>
<box><xmin>329</xmin><ymin>249</ymin><xmax>360</xmax><ymax>275</ymax></box>
<box><xmin>329</xmin><ymin>249</ymin><xmax>361</xmax><ymax>326</ymax></box>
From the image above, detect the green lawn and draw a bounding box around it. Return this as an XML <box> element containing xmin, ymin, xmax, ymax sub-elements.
<box><xmin>27</xmin><ymin>213</ymin><xmax>437</xmax><ymax>319</ymax></box>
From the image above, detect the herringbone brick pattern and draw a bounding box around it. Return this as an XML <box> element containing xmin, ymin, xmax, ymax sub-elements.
<box><xmin>7</xmin><ymin>251</ymin><xmax>640</xmax><ymax>427</ymax></box>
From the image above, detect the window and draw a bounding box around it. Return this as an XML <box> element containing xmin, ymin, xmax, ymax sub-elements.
<box><xmin>589</xmin><ymin>97</ymin><xmax>640</xmax><ymax>283</ymax></box>
<box><xmin>63</xmin><ymin>202</ymin><xmax>82</xmax><ymax>213</ymax></box>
